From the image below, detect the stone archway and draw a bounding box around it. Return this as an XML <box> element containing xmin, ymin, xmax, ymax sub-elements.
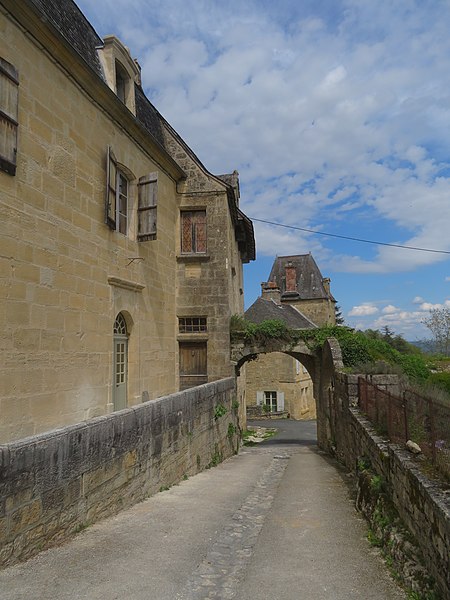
<box><xmin>231</xmin><ymin>336</ymin><xmax>343</xmax><ymax>449</ymax></box>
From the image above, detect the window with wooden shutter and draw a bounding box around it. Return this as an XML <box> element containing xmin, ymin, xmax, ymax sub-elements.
<box><xmin>106</xmin><ymin>146</ymin><xmax>117</xmax><ymax>229</ymax></box>
<box><xmin>181</xmin><ymin>210</ymin><xmax>207</xmax><ymax>253</ymax></box>
<box><xmin>0</xmin><ymin>58</ymin><xmax>19</xmax><ymax>176</ymax></box>
<box><xmin>138</xmin><ymin>173</ymin><xmax>157</xmax><ymax>241</ymax></box>
<box><xmin>105</xmin><ymin>147</ymin><xmax>128</xmax><ymax>235</ymax></box>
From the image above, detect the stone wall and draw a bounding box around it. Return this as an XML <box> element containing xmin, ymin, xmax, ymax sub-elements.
<box><xmin>0</xmin><ymin>378</ymin><xmax>240</xmax><ymax>568</ymax></box>
<box><xmin>330</xmin><ymin>370</ymin><xmax>450</xmax><ymax>599</ymax></box>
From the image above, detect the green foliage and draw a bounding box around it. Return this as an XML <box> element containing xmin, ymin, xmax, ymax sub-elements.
<box><xmin>370</xmin><ymin>474</ymin><xmax>384</xmax><ymax>495</ymax></box>
<box><xmin>227</xmin><ymin>422</ymin><xmax>237</xmax><ymax>438</ymax></box>
<box><xmin>231</xmin><ymin>317</ymin><xmax>433</xmax><ymax>383</ymax></box>
<box><xmin>357</xmin><ymin>457</ymin><xmax>371</xmax><ymax>471</ymax></box>
<box><xmin>428</xmin><ymin>372</ymin><xmax>450</xmax><ymax>395</ymax></box>
<box><xmin>214</xmin><ymin>403</ymin><xmax>227</xmax><ymax>420</ymax></box>
<box><xmin>367</xmin><ymin>529</ymin><xmax>383</xmax><ymax>547</ymax></box>
<box><xmin>207</xmin><ymin>445</ymin><xmax>223</xmax><ymax>468</ymax></box>
<box><xmin>335</xmin><ymin>304</ymin><xmax>345</xmax><ymax>325</ymax></box>
<box><xmin>230</xmin><ymin>315</ymin><xmax>291</xmax><ymax>344</ymax></box>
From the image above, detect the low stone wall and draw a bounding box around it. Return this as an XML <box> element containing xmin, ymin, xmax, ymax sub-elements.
<box><xmin>331</xmin><ymin>372</ymin><xmax>450</xmax><ymax>599</ymax></box>
<box><xmin>0</xmin><ymin>378</ymin><xmax>239</xmax><ymax>568</ymax></box>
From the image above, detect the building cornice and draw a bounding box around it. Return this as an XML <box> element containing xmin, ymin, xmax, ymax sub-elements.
<box><xmin>1</xmin><ymin>0</ymin><xmax>186</xmax><ymax>182</ymax></box>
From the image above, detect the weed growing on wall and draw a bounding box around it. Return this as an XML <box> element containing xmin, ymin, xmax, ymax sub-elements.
<box><xmin>214</xmin><ymin>404</ymin><xmax>227</xmax><ymax>420</ymax></box>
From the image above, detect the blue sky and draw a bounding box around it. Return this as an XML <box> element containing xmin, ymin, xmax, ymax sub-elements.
<box><xmin>77</xmin><ymin>0</ymin><xmax>450</xmax><ymax>340</ymax></box>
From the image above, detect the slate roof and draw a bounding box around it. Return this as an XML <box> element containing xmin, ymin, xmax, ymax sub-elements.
<box><xmin>245</xmin><ymin>298</ymin><xmax>317</xmax><ymax>330</ymax></box>
<box><xmin>268</xmin><ymin>254</ymin><xmax>335</xmax><ymax>301</ymax></box>
<box><xmin>134</xmin><ymin>85</ymin><xmax>166</xmax><ymax>149</ymax></box>
<box><xmin>30</xmin><ymin>0</ymin><xmax>105</xmax><ymax>78</ymax></box>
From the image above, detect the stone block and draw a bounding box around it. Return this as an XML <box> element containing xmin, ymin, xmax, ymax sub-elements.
<box><xmin>11</xmin><ymin>500</ymin><xmax>42</xmax><ymax>533</ymax></box>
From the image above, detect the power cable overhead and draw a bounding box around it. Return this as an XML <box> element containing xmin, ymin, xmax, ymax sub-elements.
<box><xmin>250</xmin><ymin>217</ymin><xmax>450</xmax><ymax>255</ymax></box>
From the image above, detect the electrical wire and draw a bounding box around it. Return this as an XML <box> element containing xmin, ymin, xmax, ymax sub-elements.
<box><xmin>250</xmin><ymin>217</ymin><xmax>450</xmax><ymax>255</ymax></box>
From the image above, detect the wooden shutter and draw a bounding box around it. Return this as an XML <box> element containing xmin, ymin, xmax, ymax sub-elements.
<box><xmin>138</xmin><ymin>173</ymin><xmax>157</xmax><ymax>241</ymax></box>
<box><xmin>277</xmin><ymin>391</ymin><xmax>285</xmax><ymax>411</ymax></box>
<box><xmin>105</xmin><ymin>146</ymin><xmax>117</xmax><ymax>229</ymax></box>
<box><xmin>256</xmin><ymin>391</ymin><xmax>263</xmax><ymax>406</ymax></box>
<box><xmin>0</xmin><ymin>58</ymin><xmax>19</xmax><ymax>176</ymax></box>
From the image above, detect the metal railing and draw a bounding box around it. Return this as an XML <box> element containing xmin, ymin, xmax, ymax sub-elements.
<box><xmin>358</xmin><ymin>378</ymin><xmax>450</xmax><ymax>481</ymax></box>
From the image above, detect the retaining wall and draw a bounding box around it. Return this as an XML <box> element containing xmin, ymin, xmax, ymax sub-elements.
<box><xmin>0</xmin><ymin>378</ymin><xmax>239</xmax><ymax>568</ymax></box>
<box><xmin>331</xmin><ymin>371</ymin><xmax>450</xmax><ymax>599</ymax></box>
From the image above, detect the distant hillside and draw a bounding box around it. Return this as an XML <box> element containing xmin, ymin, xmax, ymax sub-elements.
<box><xmin>409</xmin><ymin>339</ymin><xmax>450</xmax><ymax>357</ymax></box>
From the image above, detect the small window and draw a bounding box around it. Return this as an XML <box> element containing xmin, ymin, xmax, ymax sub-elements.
<box><xmin>106</xmin><ymin>147</ymin><xmax>128</xmax><ymax>235</ymax></box>
<box><xmin>115</xmin><ymin>61</ymin><xmax>128</xmax><ymax>104</ymax></box>
<box><xmin>138</xmin><ymin>173</ymin><xmax>157</xmax><ymax>241</ymax></box>
<box><xmin>0</xmin><ymin>57</ymin><xmax>19</xmax><ymax>176</ymax></box>
<box><xmin>179</xmin><ymin>317</ymin><xmax>207</xmax><ymax>333</ymax></box>
<box><xmin>257</xmin><ymin>390</ymin><xmax>285</xmax><ymax>412</ymax></box>
<box><xmin>181</xmin><ymin>210</ymin><xmax>207</xmax><ymax>253</ymax></box>
<box><xmin>264</xmin><ymin>391</ymin><xmax>278</xmax><ymax>412</ymax></box>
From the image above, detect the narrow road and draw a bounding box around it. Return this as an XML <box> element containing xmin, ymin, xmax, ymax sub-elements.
<box><xmin>0</xmin><ymin>420</ymin><xmax>406</xmax><ymax>599</ymax></box>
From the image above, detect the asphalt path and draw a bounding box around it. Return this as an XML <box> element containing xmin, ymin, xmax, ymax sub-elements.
<box><xmin>0</xmin><ymin>419</ymin><xmax>406</xmax><ymax>599</ymax></box>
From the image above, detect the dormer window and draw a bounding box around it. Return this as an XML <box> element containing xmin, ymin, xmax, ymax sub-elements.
<box><xmin>97</xmin><ymin>35</ymin><xmax>141</xmax><ymax>115</ymax></box>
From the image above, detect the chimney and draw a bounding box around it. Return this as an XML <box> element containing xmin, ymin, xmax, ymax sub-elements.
<box><xmin>322</xmin><ymin>277</ymin><xmax>331</xmax><ymax>296</ymax></box>
<box><xmin>285</xmin><ymin>261</ymin><xmax>297</xmax><ymax>293</ymax></box>
<box><xmin>261</xmin><ymin>281</ymin><xmax>281</xmax><ymax>304</ymax></box>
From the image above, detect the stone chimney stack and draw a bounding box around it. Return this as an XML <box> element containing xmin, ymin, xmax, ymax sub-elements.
<box><xmin>322</xmin><ymin>277</ymin><xmax>331</xmax><ymax>296</ymax></box>
<box><xmin>261</xmin><ymin>281</ymin><xmax>281</xmax><ymax>304</ymax></box>
<box><xmin>285</xmin><ymin>261</ymin><xmax>297</xmax><ymax>293</ymax></box>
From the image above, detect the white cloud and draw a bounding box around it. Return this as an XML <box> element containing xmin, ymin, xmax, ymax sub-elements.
<box><xmin>412</xmin><ymin>296</ymin><xmax>424</xmax><ymax>304</ymax></box>
<box><xmin>382</xmin><ymin>305</ymin><xmax>398</xmax><ymax>314</ymax></box>
<box><xmin>348</xmin><ymin>304</ymin><xmax>379</xmax><ymax>316</ymax></box>
<box><xmin>420</xmin><ymin>300</ymin><xmax>450</xmax><ymax>311</ymax></box>
<box><xmin>446</xmin><ymin>277</ymin><xmax>450</xmax><ymax>282</ymax></box>
<box><xmin>77</xmin><ymin>0</ymin><xmax>450</xmax><ymax>275</ymax></box>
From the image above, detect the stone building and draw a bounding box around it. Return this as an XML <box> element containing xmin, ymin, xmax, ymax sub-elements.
<box><xmin>0</xmin><ymin>0</ymin><xmax>255</xmax><ymax>442</ymax></box>
<box><xmin>245</xmin><ymin>254</ymin><xmax>335</xmax><ymax>420</ymax></box>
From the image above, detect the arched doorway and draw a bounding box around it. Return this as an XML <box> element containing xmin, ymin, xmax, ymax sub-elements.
<box><xmin>113</xmin><ymin>312</ymin><xmax>128</xmax><ymax>410</ymax></box>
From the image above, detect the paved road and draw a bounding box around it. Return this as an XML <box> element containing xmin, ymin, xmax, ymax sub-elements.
<box><xmin>0</xmin><ymin>420</ymin><xmax>406</xmax><ymax>599</ymax></box>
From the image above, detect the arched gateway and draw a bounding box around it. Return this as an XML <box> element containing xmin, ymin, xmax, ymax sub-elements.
<box><xmin>230</xmin><ymin>336</ymin><xmax>344</xmax><ymax>449</ymax></box>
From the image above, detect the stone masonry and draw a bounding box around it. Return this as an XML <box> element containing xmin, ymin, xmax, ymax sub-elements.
<box><xmin>0</xmin><ymin>378</ymin><xmax>240</xmax><ymax>568</ymax></box>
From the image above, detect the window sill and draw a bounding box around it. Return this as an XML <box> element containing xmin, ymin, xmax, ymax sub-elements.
<box><xmin>177</xmin><ymin>254</ymin><xmax>210</xmax><ymax>263</ymax></box>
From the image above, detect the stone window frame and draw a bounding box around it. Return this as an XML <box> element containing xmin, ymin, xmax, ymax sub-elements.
<box><xmin>0</xmin><ymin>57</ymin><xmax>19</xmax><ymax>176</ymax></box>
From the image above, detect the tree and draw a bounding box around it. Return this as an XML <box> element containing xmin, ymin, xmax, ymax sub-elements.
<box><xmin>335</xmin><ymin>304</ymin><xmax>345</xmax><ymax>325</ymax></box>
<box><xmin>422</xmin><ymin>306</ymin><xmax>450</xmax><ymax>356</ymax></box>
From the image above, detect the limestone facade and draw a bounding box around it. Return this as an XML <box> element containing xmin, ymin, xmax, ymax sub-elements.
<box><xmin>0</xmin><ymin>0</ymin><xmax>254</xmax><ymax>442</ymax></box>
<box><xmin>245</xmin><ymin>255</ymin><xmax>335</xmax><ymax>420</ymax></box>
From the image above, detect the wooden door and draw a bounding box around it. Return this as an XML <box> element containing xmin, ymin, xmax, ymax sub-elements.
<box><xmin>179</xmin><ymin>342</ymin><xmax>207</xmax><ymax>390</ymax></box>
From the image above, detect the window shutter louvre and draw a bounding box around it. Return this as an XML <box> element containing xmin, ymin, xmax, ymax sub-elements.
<box><xmin>256</xmin><ymin>391</ymin><xmax>263</xmax><ymax>406</ymax></box>
<box><xmin>138</xmin><ymin>172</ymin><xmax>157</xmax><ymax>241</ymax></box>
<box><xmin>277</xmin><ymin>391</ymin><xmax>285</xmax><ymax>411</ymax></box>
<box><xmin>0</xmin><ymin>58</ymin><xmax>19</xmax><ymax>176</ymax></box>
<box><xmin>105</xmin><ymin>146</ymin><xmax>117</xmax><ymax>229</ymax></box>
